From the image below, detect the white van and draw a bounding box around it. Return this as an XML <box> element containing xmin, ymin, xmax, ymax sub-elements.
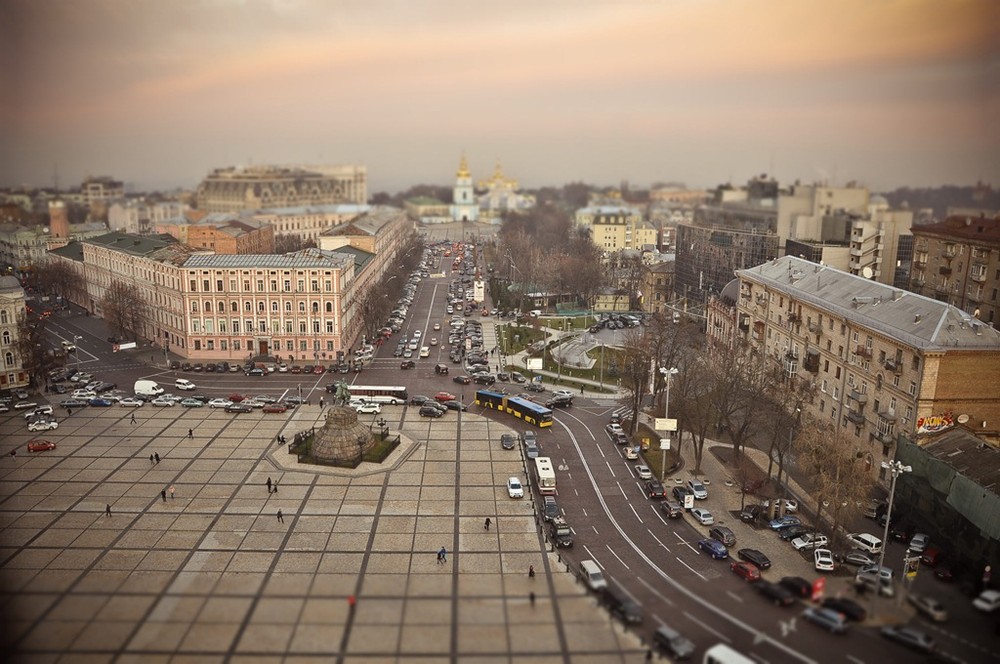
<box><xmin>580</xmin><ymin>560</ymin><xmax>608</xmax><ymax>591</ymax></box>
<box><xmin>174</xmin><ymin>378</ymin><xmax>196</xmax><ymax>391</ymax></box>
<box><xmin>846</xmin><ymin>532</ymin><xmax>883</xmax><ymax>555</ymax></box>
<box><xmin>133</xmin><ymin>380</ymin><xmax>164</xmax><ymax>398</ymax></box>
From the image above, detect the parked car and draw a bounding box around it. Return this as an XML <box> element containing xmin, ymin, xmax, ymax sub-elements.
<box><xmin>500</xmin><ymin>433</ymin><xmax>516</xmax><ymax>450</ymax></box>
<box><xmin>644</xmin><ymin>479</ymin><xmax>665</xmax><ymax>499</ymax></box>
<box><xmin>908</xmin><ymin>533</ymin><xmax>930</xmax><ymax>554</ymax></box>
<box><xmin>262</xmin><ymin>404</ymin><xmax>288</xmax><ymax>414</ymax></box>
<box><xmin>779</xmin><ymin>576</ymin><xmax>812</xmax><ymax>599</ymax></box>
<box><xmin>118</xmin><ymin>397</ymin><xmax>144</xmax><ymax>408</ymax></box>
<box><xmin>88</xmin><ymin>398</ymin><xmax>113</xmax><ymax>407</ymax></box>
<box><xmin>814</xmin><ymin>548</ymin><xmax>835</xmax><ymax>572</ymax></box>
<box><xmin>698</xmin><ymin>538</ymin><xmax>729</xmax><ymax>560</ymax></box>
<box><xmin>973</xmin><ymin>589</ymin><xmax>1000</xmax><ymax>612</ymax></box>
<box><xmin>59</xmin><ymin>399</ymin><xmax>88</xmax><ymax>409</ymax></box>
<box><xmin>506</xmin><ymin>476</ymin><xmax>524</xmax><ymax>499</ymax></box>
<box><xmin>822</xmin><ymin>597</ymin><xmax>867</xmax><ymax>622</ymax></box>
<box><xmin>908</xmin><ymin>593</ymin><xmax>948</xmax><ymax>622</ymax></box>
<box><xmin>180</xmin><ymin>398</ymin><xmax>204</xmax><ymax>408</ymax></box>
<box><xmin>660</xmin><ymin>501</ymin><xmax>683</xmax><ymax>519</ymax></box>
<box><xmin>600</xmin><ymin>584</ymin><xmax>644</xmax><ymax>624</ymax></box>
<box><xmin>755</xmin><ymin>580</ymin><xmax>795</xmax><ymax>607</ymax></box>
<box><xmin>792</xmin><ymin>533</ymin><xmax>829</xmax><ymax>551</ymax></box>
<box><xmin>623</xmin><ymin>446</ymin><xmax>639</xmax><ymax>460</ymax></box>
<box><xmin>225</xmin><ymin>403</ymin><xmax>253</xmax><ymax>413</ymax></box>
<box><xmin>737</xmin><ymin>548</ymin><xmax>772</xmax><ymax>569</ymax></box>
<box><xmin>23</xmin><ymin>405</ymin><xmax>54</xmax><ymax>419</ymax></box>
<box><xmin>355</xmin><ymin>402</ymin><xmax>382</xmax><ymax>414</ymax></box>
<box><xmin>634</xmin><ymin>464</ymin><xmax>652</xmax><ymax>480</ymax></box>
<box><xmin>730</xmin><ymin>561</ymin><xmax>761</xmax><ymax>582</ymax></box>
<box><xmin>27</xmin><ymin>439</ymin><xmax>57</xmax><ymax>452</ymax></box>
<box><xmin>802</xmin><ymin>607</ymin><xmax>849</xmax><ymax>634</ymax></box>
<box><xmin>769</xmin><ymin>515</ymin><xmax>802</xmax><ymax>530</ymax></box>
<box><xmin>419</xmin><ymin>405</ymin><xmax>444</xmax><ymax>418</ymax></box>
<box><xmin>880</xmin><ymin>625</ymin><xmax>935</xmax><ymax>654</ymax></box>
<box><xmin>690</xmin><ymin>508</ymin><xmax>714</xmax><ymax>525</ymax></box>
<box><xmin>686</xmin><ymin>479</ymin><xmax>708</xmax><ymax>499</ymax></box>
<box><xmin>400</xmin><ymin>360</ymin><xmax>416</xmax><ymax>370</ymax></box>
<box><xmin>841</xmin><ymin>551</ymin><xmax>876</xmax><ymax>567</ymax></box>
<box><xmin>709</xmin><ymin>526</ymin><xmax>736</xmax><ymax>547</ymax></box>
<box><xmin>739</xmin><ymin>504</ymin><xmax>763</xmax><ymax>523</ymax></box>
<box><xmin>208</xmin><ymin>399</ymin><xmax>233</xmax><ymax>409</ymax></box>
<box><xmin>27</xmin><ymin>419</ymin><xmax>59</xmax><ymax>432</ymax></box>
<box><xmin>672</xmin><ymin>486</ymin><xmax>693</xmax><ymax>503</ymax></box>
<box><xmin>434</xmin><ymin>392</ymin><xmax>456</xmax><ymax>402</ymax></box>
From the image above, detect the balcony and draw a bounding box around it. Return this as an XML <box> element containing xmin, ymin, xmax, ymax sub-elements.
<box><xmin>884</xmin><ymin>358</ymin><xmax>902</xmax><ymax>374</ymax></box>
<box><xmin>913</xmin><ymin>256</ymin><xmax>927</xmax><ymax>268</ymax></box>
<box><xmin>855</xmin><ymin>345</ymin><xmax>873</xmax><ymax>359</ymax></box>
<box><xmin>849</xmin><ymin>388</ymin><xmax>868</xmax><ymax>405</ymax></box>
<box><xmin>803</xmin><ymin>350</ymin><xmax>820</xmax><ymax>373</ymax></box>
<box><xmin>787</xmin><ymin>311</ymin><xmax>801</xmax><ymax>324</ymax></box>
<box><xmin>971</xmin><ymin>266</ymin><xmax>987</xmax><ymax>282</ymax></box>
<box><xmin>847</xmin><ymin>409</ymin><xmax>866</xmax><ymax>425</ymax></box>
<box><xmin>938</xmin><ymin>266</ymin><xmax>952</xmax><ymax>276</ymax></box>
<box><xmin>807</xmin><ymin>321</ymin><xmax>823</xmax><ymax>334</ymax></box>
<box><xmin>850</xmin><ymin>247</ymin><xmax>864</xmax><ymax>258</ymax></box>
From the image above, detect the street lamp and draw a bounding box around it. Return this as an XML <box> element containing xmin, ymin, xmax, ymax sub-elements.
<box><xmin>874</xmin><ymin>459</ymin><xmax>911</xmax><ymax>610</ymax></box>
<box><xmin>659</xmin><ymin>367</ymin><xmax>679</xmax><ymax>479</ymax></box>
<box><xmin>74</xmin><ymin>335</ymin><xmax>83</xmax><ymax>369</ymax></box>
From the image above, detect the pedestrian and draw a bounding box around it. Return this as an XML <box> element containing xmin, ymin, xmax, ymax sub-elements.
<box><xmin>67</xmin><ymin>408</ymin><xmax>72</xmax><ymax>416</ymax></box>
<box><xmin>319</xmin><ymin>396</ymin><xmax>324</xmax><ymax>407</ymax></box>
<box><xmin>529</xmin><ymin>591</ymin><xmax>536</xmax><ymax>607</ymax></box>
<box><xmin>10</xmin><ymin>449</ymin><xmax>16</xmax><ymax>459</ymax></box>
<box><xmin>439</xmin><ymin>546</ymin><xmax>447</xmax><ymax>563</ymax></box>
<box><xmin>169</xmin><ymin>485</ymin><xmax>175</xmax><ymax>499</ymax></box>
<box><xmin>529</xmin><ymin>565</ymin><xmax>535</xmax><ymax>579</ymax></box>
<box><xmin>149</xmin><ymin>454</ymin><xmax>154</xmax><ymax>465</ymax></box>
<box><xmin>130</xmin><ymin>413</ymin><xmax>136</xmax><ymax>424</ymax></box>
<box><xmin>105</xmin><ymin>503</ymin><xmax>112</xmax><ymax>517</ymax></box>
<box><xmin>484</xmin><ymin>517</ymin><xmax>491</xmax><ymax>531</ymax></box>
<box><xmin>154</xmin><ymin>452</ymin><xmax>160</xmax><ymax>463</ymax></box>
<box><xmin>277</xmin><ymin>509</ymin><xmax>284</xmax><ymax>523</ymax></box>
<box><xmin>271</xmin><ymin>483</ymin><xmax>277</xmax><ymax>494</ymax></box>
<box><xmin>187</xmin><ymin>428</ymin><xmax>193</xmax><ymax>439</ymax></box>
<box><xmin>160</xmin><ymin>489</ymin><xmax>166</xmax><ymax>502</ymax></box>
<box><xmin>267</xmin><ymin>477</ymin><xmax>272</xmax><ymax>493</ymax></box>
<box><xmin>580</xmin><ymin>384</ymin><xmax>584</xmax><ymax>394</ymax></box>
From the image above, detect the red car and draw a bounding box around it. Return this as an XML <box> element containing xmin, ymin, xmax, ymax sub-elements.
<box><xmin>731</xmin><ymin>561</ymin><xmax>761</xmax><ymax>582</ymax></box>
<box><xmin>229</xmin><ymin>393</ymin><xmax>246</xmax><ymax>402</ymax></box>
<box><xmin>27</xmin><ymin>439</ymin><xmax>57</xmax><ymax>452</ymax></box>
<box><xmin>434</xmin><ymin>391</ymin><xmax>456</xmax><ymax>402</ymax></box>
<box><xmin>262</xmin><ymin>404</ymin><xmax>288</xmax><ymax>414</ymax></box>
<box><xmin>313</xmin><ymin>365</ymin><xmax>325</xmax><ymax>374</ymax></box>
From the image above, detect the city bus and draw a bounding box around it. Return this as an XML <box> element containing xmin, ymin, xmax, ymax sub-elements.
<box><xmin>475</xmin><ymin>389</ymin><xmax>506</xmax><ymax>410</ymax></box>
<box><xmin>505</xmin><ymin>396</ymin><xmax>553</xmax><ymax>428</ymax></box>
<box><xmin>339</xmin><ymin>385</ymin><xmax>408</xmax><ymax>404</ymax></box>
<box><xmin>703</xmin><ymin>644</ymin><xmax>755</xmax><ymax>664</ymax></box>
<box><xmin>534</xmin><ymin>457</ymin><xmax>556</xmax><ymax>495</ymax></box>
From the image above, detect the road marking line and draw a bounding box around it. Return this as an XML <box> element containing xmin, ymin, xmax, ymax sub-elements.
<box><xmin>845</xmin><ymin>655</ymin><xmax>864</xmax><ymax>664</ymax></box>
<box><xmin>629</xmin><ymin>503</ymin><xmax>643</xmax><ymax>523</ymax></box>
<box><xmin>606</xmin><ymin>461</ymin><xmax>616</xmax><ymax>477</ymax></box>
<box><xmin>617</xmin><ymin>483</ymin><xmax>628</xmax><ymax>499</ymax></box>
<box><xmin>683</xmin><ymin>610</ymin><xmax>730</xmax><ymax>642</ymax></box>
<box><xmin>726</xmin><ymin>590</ymin><xmax>744</xmax><ymax>603</ymax></box>
<box><xmin>606</xmin><ymin>545</ymin><xmax>630</xmax><ymax>570</ymax></box>
<box><xmin>647</xmin><ymin>530</ymin><xmax>670</xmax><ymax>553</ymax></box>
<box><xmin>674</xmin><ymin>557</ymin><xmax>706</xmax><ymax>581</ymax></box>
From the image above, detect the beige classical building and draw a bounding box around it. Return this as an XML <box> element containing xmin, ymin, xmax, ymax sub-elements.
<box><xmin>0</xmin><ymin>275</ymin><xmax>29</xmax><ymax>389</ymax></box>
<box><xmin>158</xmin><ymin>213</ymin><xmax>275</xmax><ymax>254</ymax></box>
<box><xmin>724</xmin><ymin>256</ymin><xmax>1000</xmax><ymax>481</ymax></box>
<box><xmin>575</xmin><ymin>206</ymin><xmax>657</xmax><ymax>252</ymax></box>
<box><xmin>108</xmin><ymin>199</ymin><xmax>190</xmax><ymax>235</ymax></box>
<box><xmin>910</xmin><ymin>214</ymin><xmax>1000</xmax><ymax>325</ymax></box>
<box><xmin>196</xmin><ymin>165</ymin><xmax>367</xmax><ymax>213</ymax></box>
<box><xmin>642</xmin><ymin>259</ymin><xmax>675</xmax><ymax>315</ymax></box>
<box><xmin>250</xmin><ymin>204</ymin><xmax>370</xmax><ymax>244</ymax></box>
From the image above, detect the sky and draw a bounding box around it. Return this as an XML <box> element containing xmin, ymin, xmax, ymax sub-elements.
<box><xmin>1</xmin><ymin>0</ymin><xmax>998</xmax><ymax>195</ymax></box>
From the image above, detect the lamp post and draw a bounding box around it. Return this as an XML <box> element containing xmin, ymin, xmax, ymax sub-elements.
<box><xmin>74</xmin><ymin>335</ymin><xmax>83</xmax><ymax>370</ymax></box>
<box><xmin>659</xmin><ymin>367</ymin><xmax>678</xmax><ymax>479</ymax></box>
<box><xmin>874</xmin><ymin>459</ymin><xmax>911</xmax><ymax>612</ymax></box>
<box><xmin>599</xmin><ymin>342</ymin><xmax>604</xmax><ymax>389</ymax></box>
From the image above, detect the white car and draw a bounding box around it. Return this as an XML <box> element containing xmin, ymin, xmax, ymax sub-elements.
<box><xmin>814</xmin><ymin>548</ymin><xmax>835</xmax><ymax>571</ymax></box>
<box><xmin>506</xmin><ymin>476</ymin><xmax>524</xmax><ymax>499</ymax></box>
<box><xmin>429</xmin><ymin>338</ymin><xmax>438</xmax><ymax>346</ymax></box>
<box><xmin>23</xmin><ymin>405</ymin><xmax>55</xmax><ymax>419</ymax></box>
<box><xmin>687</xmin><ymin>479</ymin><xmax>708</xmax><ymax>500</ymax></box>
<box><xmin>150</xmin><ymin>397</ymin><xmax>175</xmax><ymax>407</ymax></box>
<box><xmin>635</xmin><ymin>464</ymin><xmax>652</xmax><ymax>480</ymax></box>
<box><xmin>908</xmin><ymin>593</ymin><xmax>948</xmax><ymax>622</ymax></box>
<box><xmin>623</xmin><ymin>447</ymin><xmax>639</xmax><ymax>460</ymax></box>
<box><xmin>690</xmin><ymin>508</ymin><xmax>714</xmax><ymax>525</ymax></box>
<box><xmin>28</xmin><ymin>419</ymin><xmax>59</xmax><ymax>432</ymax></box>
<box><xmin>433</xmin><ymin>323</ymin><xmax>441</xmax><ymax>331</ymax></box>
<box><xmin>355</xmin><ymin>402</ymin><xmax>382</xmax><ymax>414</ymax></box>
<box><xmin>764</xmin><ymin>498</ymin><xmax>799</xmax><ymax>514</ymax></box>
<box><xmin>14</xmin><ymin>401</ymin><xmax>39</xmax><ymax>410</ymax></box>
<box><xmin>208</xmin><ymin>398</ymin><xmax>233</xmax><ymax>409</ymax></box>
<box><xmin>973</xmin><ymin>589</ymin><xmax>1000</xmax><ymax>613</ymax></box>
<box><xmin>792</xmin><ymin>533</ymin><xmax>829</xmax><ymax>551</ymax></box>
<box><xmin>419</xmin><ymin>347</ymin><xmax>430</xmax><ymax>358</ymax></box>
<box><xmin>175</xmin><ymin>379</ymin><xmax>196</xmax><ymax>391</ymax></box>
<box><xmin>118</xmin><ymin>397</ymin><xmax>144</xmax><ymax>407</ymax></box>
<box><xmin>72</xmin><ymin>390</ymin><xmax>96</xmax><ymax>399</ymax></box>
<box><xmin>278</xmin><ymin>363</ymin><xmax>288</xmax><ymax>372</ymax></box>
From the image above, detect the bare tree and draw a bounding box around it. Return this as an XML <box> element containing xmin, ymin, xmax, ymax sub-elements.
<box><xmin>711</xmin><ymin>341</ymin><xmax>783</xmax><ymax>456</ymax></box>
<box><xmin>100</xmin><ymin>280</ymin><xmax>148</xmax><ymax>341</ymax></box>
<box><xmin>273</xmin><ymin>234</ymin><xmax>316</xmax><ymax>254</ymax></box>
<box><xmin>13</xmin><ymin>311</ymin><xmax>52</xmax><ymax>387</ymax></box>
<box><xmin>618</xmin><ymin>327</ymin><xmax>654</xmax><ymax>434</ymax></box>
<box><xmin>671</xmin><ymin>356</ymin><xmax>715</xmax><ymax>473</ymax></box>
<box><xmin>34</xmin><ymin>260</ymin><xmax>78</xmax><ymax>301</ymax></box>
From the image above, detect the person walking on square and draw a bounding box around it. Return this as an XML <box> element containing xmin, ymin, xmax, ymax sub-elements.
<box><xmin>149</xmin><ymin>454</ymin><xmax>154</xmax><ymax>465</ymax></box>
<box><xmin>105</xmin><ymin>503</ymin><xmax>112</xmax><ymax>517</ymax></box>
<box><xmin>484</xmin><ymin>517</ymin><xmax>492</xmax><ymax>531</ymax></box>
<box><xmin>529</xmin><ymin>591</ymin><xmax>536</xmax><ymax>607</ymax></box>
<box><xmin>130</xmin><ymin>412</ymin><xmax>136</xmax><ymax>424</ymax></box>
<box><xmin>169</xmin><ymin>485</ymin><xmax>175</xmax><ymax>499</ymax></box>
<box><xmin>160</xmin><ymin>489</ymin><xmax>167</xmax><ymax>502</ymax></box>
<box><xmin>529</xmin><ymin>565</ymin><xmax>535</xmax><ymax>579</ymax></box>
<box><xmin>277</xmin><ymin>509</ymin><xmax>284</xmax><ymax>523</ymax></box>
<box><xmin>271</xmin><ymin>482</ymin><xmax>278</xmax><ymax>494</ymax></box>
<box><xmin>154</xmin><ymin>452</ymin><xmax>160</xmax><ymax>464</ymax></box>
<box><xmin>438</xmin><ymin>546</ymin><xmax>447</xmax><ymax>563</ymax></box>
<box><xmin>188</xmin><ymin>428</ymin><xmax>193</xmax><ymax>439</ymax></box>
<box><xmin>267</xmin><ymin>477</ymin><xmax>272</xmax><ymax>493</ymax></box>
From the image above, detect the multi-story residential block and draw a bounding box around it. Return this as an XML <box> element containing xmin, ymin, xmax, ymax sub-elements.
<box><xmin>909</xmin><ymin>214</ymin><xmax>1000</xmax><ymax>325</ymax></box>
<box><xmin>0</xmin><ymin>275</ymin><xmax>29</xmax><ymax>389</ymax></box>
<box><xmin>724</xmin><ymin>256</ymin><xmax>1000</xmax><ymax>483</ymax></box>
<box><xmin>249</xmin><ymin>204</ymin><xmax>369</xmax><ymax>245</ymax></box>
<box><xmin>0</xmin><ymin>223</ymin><xmax>107</xmax><ymax>276</ymax></box>
<box><xmin>158</xmin><ymin>213</ymin><xmax>275</xmax><ymax>254</ymax></box>
<box><xmin>195</xmin><ymin>165</ymin><xmax>367</xmax><ymax>213</ymax></box>
<box><xmin>80</xmin><ymin>176</ymin><xmax>124</xmax><ymax>205</ymax></box>
<box><xmin>108</xmin><ymin>199</ymin><xmax>190</xmax><ymax>235</ymax></box>
<box><xmin>641</xmin><ymin>260</ymin><xmax>675</xmax><ymax>315</ymax></box>
<box><xmin>575</xmin><ymin>206</ymin><xmax>657</xmax><ymax>251</ymax></box>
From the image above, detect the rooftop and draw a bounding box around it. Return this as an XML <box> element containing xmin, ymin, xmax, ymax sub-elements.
<box><xmin>254</xmin><ymin>204</ymin><xmax>369</xmax><ymax>217</ymax></box>
<box><xmin>911</xmin><ymin>214</ymin><xmax>1000</xmax><ymax>246</ymax></box>
<box><xmin>919</xmin><ymin>427</ymin><xmax>1000</xmax><ymax>495</ymax></box>
<box><xmin>738</xmin><ymin>255</ymin><xmax>1000</xmax><ymax>351</ymax></box>
<box><xmin>183</xmin><ymin>248</ymin><xmax>354</xmax><ymax>270</ymax></box>
<box><xmin>84</xmin><ymin>231</ymin><xmax>179</xmax><ymax>257</ymax></box>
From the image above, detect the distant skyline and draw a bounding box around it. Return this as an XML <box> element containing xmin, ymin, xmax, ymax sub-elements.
<box><xmin>1</xmin><ymin>0</ymin><xmax>997</xmax><ymax>195</ymax></box>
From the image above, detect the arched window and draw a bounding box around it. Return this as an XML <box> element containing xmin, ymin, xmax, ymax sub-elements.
<box><xmin>0</xmin><ymin>310</ymin><xmax>7</xmax><ymax>324</ymax></box>
<box><xmin>231</xmin><ymin>301</ymin><xmax>238</xmax><ymax>312</ymax></box>
<box><xmin>271</xmin><ymin>302</ymin><xmax>279</xmax><ymax>312</ymax></box>
<box><xmin>311</xmin><ymin>302</ymin><xmax>319</xmax><ymax>313</ymax></box>
<box><xmin>257</xmin><ymin>301</ymin><xmax>265</xmax><ymax>313</ymax></box>
<box><xmin>191</xmin><ymin>302</ymin><xmax>199</xmax><ymax>313</ymax></box>
<box><xmin>4</xmin><ymin>351</ymin><xmax>12</xmax><ymax>366</ymax></box>
<box><xmin>325</xmin><ymin>302</ymin><xmax>333</xmax><ymax>313</ymax></box>
<box><xmin>285</xmin><ymin>302</ymin><xmax>292</xmax><ymax>312</ymax></box>
<box><xmin>204</xmin><ymin>301</ymin><xmax>212</xmax><ymax>313</ymax></box>
<box><xmin>298</xmin><ymin>302</ymin><xmax>306</xmax><ymax>313</ymax></box>
<box><xmin>244</xmin><ymin>301</ymin><xmax>252</xmax><ymax>312</ymax></box>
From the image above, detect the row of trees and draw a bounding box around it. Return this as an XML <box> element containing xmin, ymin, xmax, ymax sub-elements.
<box><xmin>356</xmin><ymin>232</ymin><xmax>425</xmax><ymax>343</ymax></box>
<box><xmin>618</xmin><ymin>326</ymin><xmax>875</xmax><ymax>531</ymax></box>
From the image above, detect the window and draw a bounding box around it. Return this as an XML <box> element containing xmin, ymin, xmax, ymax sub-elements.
<box><xmin>911</xmin><ymin>355</ymin><xmax>920</xmax><ymax>370</ymax></box>
<box><xmin>833</xmin><ymin>386</ymin><xmax>840</xmax><ymax>400</ymax></box>
<box><xmin>286</xmin><ymin>340</ymin><xmax>293</xmax><ymax>351</ymax></box>
<box><xmin>835</xmin><ymin>366</ymin><xmax>841</xmax><ymax>379</ymax></box>
<box><xmin>231</xmin><ymin>301</ymin><xmax>239</xmax><ymax>312</ymax></box>
<box><xmin>311</xmin><ymin>302</ymin><xmax>319</xmax><ymax>313</ymax></box>
<box><xmin>207</xmin><ymin>340</ymin><xmax>214</xmax><ymax>350</ymax></box>
<box><xmin>243</xmin><ymin>280</ymin><xmax>251</xmax><ymax>291</ymax></box>
<box><xmin>271</xmin><ymin>302</ymin><xmax>279</xmax><ymax>312</ymax></box>
<box><xmin>192</xmin><ymin>321</ymin><xmax>200</xmax><ymax>333</ymax></box>
<box><xmin>0</xmin><ymin>311</ymin><xmax>7</xmax><ymax>324</ymax></box>
<box><xmin>257</xmin><ymin>280</ymin><xmax>264</xmax><ymax>291</ymax></box>
<box><xmin>847</xmin><ymin>373</ymin><xmax>855</xmax><ymax>386</ymax></box>
<box><xmin>234</xmin><ymin>340</ymin><xmax>241</xmax><ymax>350</ymax></box>
<box><xmin>285</xmin><ymin>302</ymin><xmax>292</xmax><ymax>312</ymax></box>
<box><xmin>219</xmin><ymin>321</ymin><xmax>227</xmax><ymax>333</ymax></box>
<box><xmin>327</xmin><ymin>341</ymin><xmax>334</xmax><ymax>351</ymax></box>
<box><xmin>221</xmin><ymin>340</ymin><xmax>227</xmax><ymax>350</ymax></box>
<box><xmin>909</xmin><ymin>381</ymin><xmax>917</xmax><ymax>396</ymax></box>
<box><xmin>283</xmin><ymin>280</ymin><xmax>291</xmax><ymax>291</ymax></box>
<box><xmin>230</xmin><ymin>280</ymin><xmax>237</xmax><ymax>291</ymax></box>
<box><xmin>285</xmin><ymin>321</ymin><xmax>293</xmax><ymax>333</ymax></box>
<box><xmin>216</xmin><ymin>280</ymin><xmax>223</xmax><ymax>291</ymax></box>
<box><xmin>311</xmin><ymin>280</ymin><xmax>318</xmax><ymax>291</ymax></box>
<box><xmin>298</xmin><ymin>302</ymin><xmax>306</xmax><ymax>313</ymax></box>
<box><xmin>194</xmin><ymin>340</ymin><xmax>201</xmax><ymax>350</ymax></box>
<box><xmin>297</xmin><ymin>280</ymin><xmax>304</xmax><ymax>291</ymax></box>
<box><xmin>299</xmin><ymin>340</ymin><xmax>307</xmax><ymax>351</ymax></box>
<box><xmin>821</xmin><ymin>379</ymin><xmax>828</xmax><ymax>393</ymax></box>
<box><xmin>299</xmin><ymin>322</ymin><xmax>306</xmax><ymax>333</ymax></box>
<box><xmin>257</xmin><ymin>301</ymin><xmax>265</xmax><ymax>313</ymax></box>
<box><xmin>204</xmin><ymin>301</ymin><xmax>212</xmax><ymax>313</ymax></box>
<box><xmin>326</xmin><ymin>321</ymin><xmax>334</xmax><ymax>333</ymax></box>
<box><xmin>271</xmin><ymin>280</ymin><xmax>277</xmax><ymax>290</ymax></box>
<box><xmin>892</xmin><ymin>375</ymin><xmax>900</xmax><ymax>388</ymax></box>
<box><xmin>244</xmin><ymin>301</ymin><xmax>252</xmax><ymax>312</ymax></box>
<box><xmin>190</xmin><ymin>279</ymin><xmax>197</xmax><ymax>291</ymax></box>
<box><xmin>312</xmin><ymin>321</ymin><xmax>320</xmax><ymax>333</ymax></box>
<box><xmin>203</xmin><ymin>280</ymin><xmax>210</xmax><ymax>291</ymax></box>
<box><xmin>325</xmin><ymin>280</ymin><xmax>332</xmax><ymax>292</ymax></box>
<box><xmin>1</xmin><ymin>331</ymin><xmax>9</xmax><ymax>345</ymax></box>
<box><xmin>325</xmin><ymin>302</ymin><xmax>333</xmax><ymax>313</ymax></box>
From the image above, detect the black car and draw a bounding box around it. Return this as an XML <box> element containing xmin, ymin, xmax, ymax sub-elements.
<box><xmin>601</xmin><ymin>585</ymin><xmax>643</xmax><ymax>625</ymax></box>
<box><xmin>778</xmin><ymin>576</ymin><xmax>812</xmax><ymax>599</ymax></box>
<box><xmin>778</xmin><ymin>525</ymin><xmax>810</xmax><ymax>541</ymax></box>
<box><xmin>409</xmin><ymin>394</ymin><xmax>430</xmax><ymax>406</ymax></box>
<box><xmin>740</xmin><ymin>504</ymin><xmax>764</xmax><ymax>523</ymax></box>
<box><xmin>59</xmin><ymin>399</ymin><xmax>88</xmax><ymax>409</ymax></box>
<box><xmin>500</xmin><ymin>434</ymin><xmax>516</xmax><ymax>450</ymax></box>
<box><xmin>737</xmin><ymin>548</ymin><xmax>772</xmax><ymax>570</ymax></box>
<box><xmin>645</xmin><ymin>480</ymin><xmax>665</xmax><ymax>499</ymax></box>
<box><xmin>169</xmin><ymin>361</ymin><xmax>180</xmax><ymax>370</ymax></box>
<box><xmin>822</xmin><ymin>597</ymin><xmax>867</xmax><ymax>622</ymax></box>
<box><xmin>672</xmin><ymin>486</ymin><xmax>693</xmax><ymax>503</ymax></box>
<box><xmin>95</xmin><ymin>382</ymin><xmax>117</xmax><ymax>393</ymax></box>
<box><xmin>545</xmin><ymin>394</ymin><xmax>573</xmax><ymax>408</ymax></box>
<box><xmin>400</xmin><ymin>360</ymin><xmax>416</xmax><ymax>370</ymax></box>
<box><xmin>524</xmin><ymin>382</ymin><xmax>545</xmax><ymax>393</ymax></box>
<box><xmin>225</xmin><ymin>403</ymin><xmax>253</xmax><ymax>413</ymax></box>
<box><xmin>755</xmin><ymin>580</ymin><xmax>795</xmax><ymax>607</ymax></box>
<box><xmin>52</xmin><ymin>384</ymin><xmax>67</xmax><ymax>394</ymax></box>
<box><xmin>419</xmin><ymin>405</ymin><xmax>444</xmax><ymax>418</ymax></box>
<box><xmin>473</xmin><ymin>374</ymin><xmax>495</xmax><ymax>385</ymax></box>
<box><xmin>181</xmin><ymin>362</ymin><xmax>192</xmax><ymax>371</ymax></box>
<box><xmin>442</xmin><ymin>400</ymin><xmax>466</xmax><ymax>411</ymax></box>
<box><xmin>452</xmin><ymin>375</ymin><xmax>471</xmax><ymax>385</ymax></box>
<box><xmin>246</xmin><ymin>367</ymin><xmax>265</xmax><ymax>376</ymax></box>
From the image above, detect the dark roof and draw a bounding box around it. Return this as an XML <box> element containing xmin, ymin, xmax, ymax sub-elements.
<box><xmin>912</xmin><ymin>215</ymin><xmax>1000</xmax><ymax>246</ymax></box>
<box><xmin>329</xmin><ymin>245</ymin><xmax>373</xmax><ymax>270</ymax></box>
<box><xmin>84</xmin><ymin>231</ymin><xmax>179</xmax><ymax>256</ymax></box>
<box><xmin>920</xmin><ymin>427</ymin><xmax>1000</xmax><ymax>494</ymax></box>
<box><xmin>49</xmin><ymin>241</ymin><xmax>84</xmax><ymax>262</ymax></box>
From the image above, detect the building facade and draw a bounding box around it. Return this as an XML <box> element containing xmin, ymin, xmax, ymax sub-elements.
<box><xmin>726</xmin><ymin>256</ymin><xmax>1000</xmax><ymax>482</ymax></box>
<box><xmin>81</xmin><ymin>176</ymin><xmax>125</xmax><ymax>205</ymax></box>
<box><xmin>575</xmin><ymin>206</ymin><xmax>657</xmax><ymax>252</ymax></box>
<box><xmin>450</xmin><ymin>155</ymin><xmax>479</xmax><ymax>223</ymax></box>
<box><xmin>158</xmin><ymin>213</ymin><xmax>275</xmax><ymax>254</ymax></box>
<box><xmin>248</xmin><ymin>204</ymin><xmax>369</xmax><ymax>245</ymax></box>
<box><xmin>909</xmin><ymin>214</ymin><xmax>1000</xmax><ymax>325</ymax></box>
<box><xmin>641</xmin><ymin>260</ymin><xmax>675</xmax><ymax>315</ymax></box>
<box><xmin>0</xmin><ymin>275</ymin><xmax>29</xmax><ymax>389</ymax></box>
<box><xmin>109</xmin><ymin>199</ymin><xmax>190</xmax><ymax>235</ymax></box>
<box><xmin>476</xmin><ymin>160</ymin><xmax>535</xmax><ymax>222</ymax></box>
<box><xmin>196</xmin><ymin>165</ymin><xmax>367</xmax><ymax>213</ymax></box>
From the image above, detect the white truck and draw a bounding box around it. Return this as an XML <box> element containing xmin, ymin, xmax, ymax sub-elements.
<box><xmin>134</xmin><ymin>380</ymin><xmax>164</xmax><ymax>398</ymax></box>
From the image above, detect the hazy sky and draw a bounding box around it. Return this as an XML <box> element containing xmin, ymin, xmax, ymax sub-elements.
<box><xmin>1</xmin><ymin>0</ymin><xmax>997</xmax><ymax>194</ymax></box>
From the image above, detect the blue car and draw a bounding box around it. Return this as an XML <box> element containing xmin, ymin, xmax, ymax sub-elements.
<box><xmin>698</xmin><ymin>538</ymin><xmax>729</xmax><ymax>560</ymax></box>
<box><xmin>769</xmin><ymin>515</ymin><xmax>802</xmax><ymax>530</ymax></box>
<box><xmin>88</xmin><ymin>398</ymin><xmax>113</xmax><ymax>407</ymax></box>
